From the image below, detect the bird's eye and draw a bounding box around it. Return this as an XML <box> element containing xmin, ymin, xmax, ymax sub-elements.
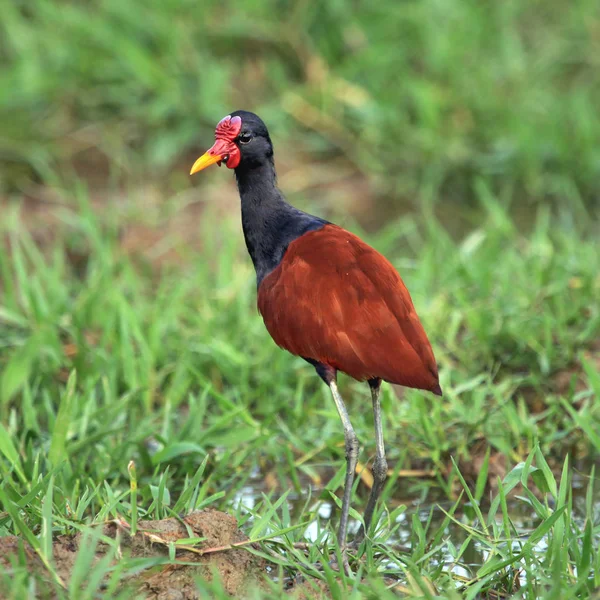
<box><xmin>238</xmin><ymin>132</ymin><xmax>253</xmax><ymax>145</ymax></box>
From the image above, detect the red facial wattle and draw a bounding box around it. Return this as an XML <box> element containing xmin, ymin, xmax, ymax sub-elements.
<box><xmin>211</xmin><ymin>115</ymin><xmax>242</xmax><ymax>169</ymax></box>
<box><xmin>189</xmin><ymin>115</ymin><xmax>242</xmax><ymax>174</ymax></box>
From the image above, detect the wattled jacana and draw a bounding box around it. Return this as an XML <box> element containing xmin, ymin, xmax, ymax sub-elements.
<box><xmin>190</xmin><ymin>111</ymin><xmax>441</xmax><ymax>568</ymax></box>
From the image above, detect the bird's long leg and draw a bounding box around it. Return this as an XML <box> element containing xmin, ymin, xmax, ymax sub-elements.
<box><xmin>356</xmin><ymin>378</ymin><xmax>387</xmax><ymax>543</ymax></box>
<box><xmin>329</xmin><ymin>379</ymin><xmax>359</xmax><ymax>569</ymax></box>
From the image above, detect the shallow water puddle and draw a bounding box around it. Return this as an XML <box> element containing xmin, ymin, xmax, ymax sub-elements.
<box><xmin>1</xmin><ymin>462</ymin><xmax>597</xmax><ymax>598</ymax></box>
<box><xmin>233</xmin><ymin>460</ymin><xmax>599</xmax><ymax>586</ymax></box>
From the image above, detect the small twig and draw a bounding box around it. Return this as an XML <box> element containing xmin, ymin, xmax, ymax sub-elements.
<box><xmin>292</xmin><ymin>542</ymin><xmax>311</xmax><ymax>550</ymax></box>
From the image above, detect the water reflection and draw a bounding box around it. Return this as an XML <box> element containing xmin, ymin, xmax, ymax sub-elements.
<box><xmin>231</xmin><ymin>462</ymin><xmax>599</xmax><ymax>585</ymax></box>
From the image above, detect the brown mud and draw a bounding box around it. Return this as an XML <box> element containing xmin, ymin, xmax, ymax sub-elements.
<box><xmin>0</xmin><ymin>509</ymin><xmax>271</xmax><ymax>599</ymax></box>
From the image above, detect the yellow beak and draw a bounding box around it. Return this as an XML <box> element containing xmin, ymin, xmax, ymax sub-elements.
<box><xmin>189</xmin><ymin>152</ymin><xmax>223</xmax><ymax>175</ymax></box>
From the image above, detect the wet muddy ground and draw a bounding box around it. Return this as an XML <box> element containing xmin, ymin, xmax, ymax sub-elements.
<box><xmin>2</xmin><ymin>466</ymin><xmax>597</xmax><ymax>600</ymax></box>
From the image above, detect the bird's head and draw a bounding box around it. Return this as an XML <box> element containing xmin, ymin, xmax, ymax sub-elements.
<box><xmin>190</xmin><ymin>110</ymin><xmax>273</xmax><ymax>175</ymax></box>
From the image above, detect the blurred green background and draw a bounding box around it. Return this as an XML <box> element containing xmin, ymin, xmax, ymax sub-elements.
<box><xmin>2</xmin><ymin>0</ymin><xmax>599</xmax><ymax>218</ymax></box>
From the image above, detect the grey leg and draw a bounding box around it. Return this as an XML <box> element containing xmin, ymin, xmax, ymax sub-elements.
<box><xmin>329</xmin><ymin>380</ymin><xmax>359</xmax><ymax>570</ymax></box>
<box><xmin>356</xmin><ymin>379</ymin><xmax>387</xmax><ymax>542</ymax></box>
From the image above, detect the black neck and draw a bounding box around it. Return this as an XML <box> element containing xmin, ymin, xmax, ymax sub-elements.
<box><xmin>236</xmin><ymin>159</ymin><xmax>278</xmax><ymax>199</ymax></box>
<box><xmin>235</xmin><ymin>162</ymin><xmax>327</xmax><ymax>285</ymax></box>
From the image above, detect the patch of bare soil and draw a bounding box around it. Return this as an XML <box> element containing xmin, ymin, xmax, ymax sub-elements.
<box><xmin>550</xmin><ymin>340</ymin><xmax>600</xmax><ymax>398</ymax></box>
<box><xmin>0</xmin><ymin>509</ymin><xmax>267</xmax><ymax>599</ymax></box>
<box><xmin>1</xmin><ymin>144</ymin><xmax>377</xmax><ymax>271</ymax></box>
<box><xmin>520</xmin><ymin>339</ymin><xmax>600</xmax><ymax>417</ymax></box>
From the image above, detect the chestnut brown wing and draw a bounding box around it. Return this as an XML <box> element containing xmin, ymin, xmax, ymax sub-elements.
<box><xmin>257</xmin><ymin>224</ymin><xmax>440</xmax><ymax>393</ymax></box>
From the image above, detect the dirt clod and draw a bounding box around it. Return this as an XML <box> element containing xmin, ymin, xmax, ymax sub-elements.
<box><xmin>0</xmin><ymin>509</ymin><xmax>266</xmax><ymax>599</ymax></box>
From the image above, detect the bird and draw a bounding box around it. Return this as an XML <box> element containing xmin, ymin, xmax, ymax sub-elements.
<box><xmin>190</xmin><ymin>110</ymin><xmax>441</xmax><ymax>571</ymax></box>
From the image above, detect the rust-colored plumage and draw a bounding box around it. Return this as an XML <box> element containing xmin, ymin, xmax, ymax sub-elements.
<box><xmin>258</xmin><ymin>224</ymin><xmax>441</xmax><ymax>394</ymax></box>
<box><xmin>191</xmin><ymin>110</ymin><xmax>442</xmax><ymax>572</ymax></box>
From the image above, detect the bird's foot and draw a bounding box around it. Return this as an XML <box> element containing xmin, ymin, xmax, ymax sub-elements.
<box><xmin>329</xmin><ymin>552</ymin><xmax>352</xmax><ymax>576</ymax></box>
<box><xmin>345</xmin><ymin>537</ymin><xmax>362</xmax><ymax>551</ymax></box>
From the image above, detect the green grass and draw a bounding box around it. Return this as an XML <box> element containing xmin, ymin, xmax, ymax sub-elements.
<box><xmin>1</xmin><ymin>1</ymin><xmax>600</xmax><ymax>595</ymax></box>
<box><xmin>1</xmin><ymin>0</ymin><xmax>600</xmax><ymax>209</ymax></box>
<box><xmin>0</xmin><ymin>183</ymin><xmax>598</xmax><ymax>597</ymax></box>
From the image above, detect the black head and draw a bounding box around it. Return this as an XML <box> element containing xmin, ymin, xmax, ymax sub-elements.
<box><xmin>189</xmin><ymin>110</ymin><xmax>274</xmax><ymax>175</ymax></box>
<box><xmin>229</xmin><ymin>110</ymin><xmax>274</xmax><ymax>170</ymax></box>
